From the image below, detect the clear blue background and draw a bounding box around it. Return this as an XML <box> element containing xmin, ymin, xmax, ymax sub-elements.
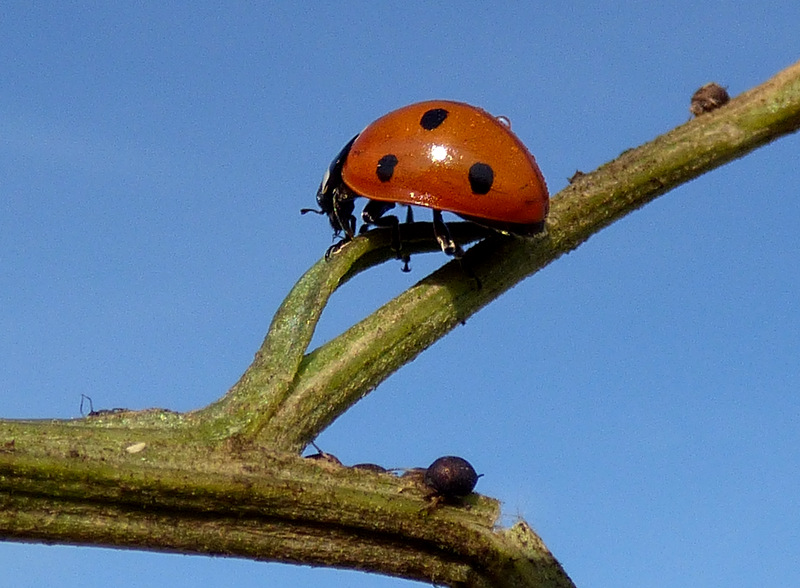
<box><xmin>2</xmin><ymin>3</ymin><xmax>799</xmax><ymax>587</ymax></box>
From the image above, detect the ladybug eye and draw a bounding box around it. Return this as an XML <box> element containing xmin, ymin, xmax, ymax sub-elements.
<box><xmin>468</xmin><ymin>162</ymin><xmax>494</xmax><ymax>194</ymax></box>
<box><xmin>419</xmin><ymin>108</ymin><xmax>449</xmax><ymax>130</ymax></box>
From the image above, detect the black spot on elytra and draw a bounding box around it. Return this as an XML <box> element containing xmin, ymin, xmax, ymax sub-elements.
<box><xmin>376</xmin><ymin>154</ymin><xmax>398</xmax><ymax>182</ymax></box>
<box><xmin>420</xmin><ymin>108</ymin><xmax>449</xmax><ymax>130</ymax></box>
<box><xmin>468</xmin><ymin>162</ymin><xmax>494</xmax><ymax>194</ymax></box>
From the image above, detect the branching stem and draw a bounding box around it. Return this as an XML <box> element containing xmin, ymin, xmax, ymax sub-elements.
<box><xmin>1</xmin><ymin>59</ymin><xmax>799</xmax><ymax>587</ymax></box>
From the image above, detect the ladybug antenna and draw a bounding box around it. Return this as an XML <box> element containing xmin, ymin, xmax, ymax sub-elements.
<box><xmin>300</xmin><ymin>207</ymin><xmax>324</xmax><ymax>215</ymax></box>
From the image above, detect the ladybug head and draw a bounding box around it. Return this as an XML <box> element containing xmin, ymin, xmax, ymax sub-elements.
<box><xmin>311</xmin><ymin>135</ymin><xmax>359</xmax><ymax>237</ymax></box>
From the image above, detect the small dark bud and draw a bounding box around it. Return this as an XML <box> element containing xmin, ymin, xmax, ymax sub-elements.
<box><xmin>400</xmin><ymin>467</ymin><xmax>428</xmax><ymax>484</ymax></box>
<box><xmin>423</xmin><ymin>456</ymin><xmax>480</xmax><ymax>498</ymax></box>
<box><xmin>568</xmin><ymin>170</ymin><xmax>586</xmax><ymax>184</ymax></box>
<box><xmin>690</xmin><ymin>82</ymin><xmax>730</xmax><ymax>116</ymax></box>
<box><xmin>305</xmin><ymin>451</ymin><xmax>342</xmax><ymax>466</ymax></box>
<box><xmin>351</xmin><ymin>463</ymin><xmax>388</xmax><ymax>473</ymax></box>
<box><xmin>304</xmin><ymin>442</ymin><xmax>342</xmax><ymax>466</ymax></box>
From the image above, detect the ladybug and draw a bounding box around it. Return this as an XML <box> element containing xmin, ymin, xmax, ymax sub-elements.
<box><xmin>303</xmin><ymin>100</ymin><xmax>549</xmax><ymax>264</ymax></box>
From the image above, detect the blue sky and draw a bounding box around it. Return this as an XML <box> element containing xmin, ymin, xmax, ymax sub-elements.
<box><xmin>2</xmin><ymin>3</ymin><xmax>799</xmax><ymax>587</ymax></box>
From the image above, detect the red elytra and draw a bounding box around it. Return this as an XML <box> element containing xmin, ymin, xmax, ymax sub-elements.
<box><xmin>305</xmin><ymin>100</ymin><xmax>549</xmax><ymax>262</ymax></box>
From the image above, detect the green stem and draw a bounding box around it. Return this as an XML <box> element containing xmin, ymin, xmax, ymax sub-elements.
<box><xmin>260</xmin><ymin>59</ymin><xmax>800</xmax><ymax>450</ymax></box>
<box><xmin>1</xmin><ymin>58</ymin><xmax>799</xmax><ymax>587</ymax></box>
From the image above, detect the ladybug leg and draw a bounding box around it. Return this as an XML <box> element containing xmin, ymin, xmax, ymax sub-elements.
<box><xmin>432</xmin><ymin>210</ymin><xmax>464</xmax><ymax>258</ymax></box>
<box><xmin>324</xmin><ymin>241</ymin><xmax>346</xmax><ymax>261</ymax></box>
<box><xmin>332</xmin><ymin>192</ymin><xmax>356</xmax><ymax>239</ymax></box>
<box><xmin>319</xmin><ymin>193</ymin><xmax>356</xmax><ymax>261</ymax></box>
<box><xmin>361</xmin><ymin>199</ymin><xmax>411</xmax><ymax>271</ymax></box>
<box><xmin>360</xmin><ymin>199</ymin><xmax>396</xmax><ymax>230</ymax></box>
